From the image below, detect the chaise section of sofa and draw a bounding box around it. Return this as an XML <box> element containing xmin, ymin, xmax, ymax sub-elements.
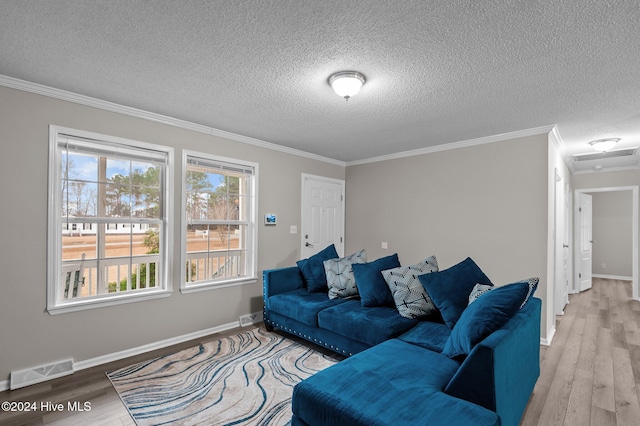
<box><xmin>291</xmin><ymin>297</ymin><xmax>541</xmax><ymax>426</ymax></box>
<box><xmin>291</xmin><ymin>338</ymin><xmax>501</xmax><ymax>426</ymax></box>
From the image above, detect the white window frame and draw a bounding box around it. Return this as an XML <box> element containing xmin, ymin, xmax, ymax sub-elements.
<box><xmin>47</xmin><ymin>125</ymin><xmax>174</xmax><ymax>314</ymax></box>
<box><xmin>180</xmin><ymin>150</ymin><xmax>258</xmax><ymax>293</ymax></box>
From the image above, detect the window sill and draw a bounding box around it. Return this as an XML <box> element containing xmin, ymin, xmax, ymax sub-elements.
<box><xmin>180</xmin><ymin>277</ymin><xmax>257</xmax><ymax>294</ymax></box>
<box><xmin>47</xmin><ymin>288</ymin><xmax>172</xmax><ymax>315</ymax></box>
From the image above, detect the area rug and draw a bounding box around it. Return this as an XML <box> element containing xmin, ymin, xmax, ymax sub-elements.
<box><xmin>107</xmin><ymin>326</ymin><xmax>341</xmax><ymax>426</ymax></box>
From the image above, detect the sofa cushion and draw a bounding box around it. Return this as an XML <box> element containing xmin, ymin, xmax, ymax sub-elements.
<box><xmin>317</xmin><ymin>300</ymin><xmax>418</xmax><ymax>346</ymax></box>
<box><xmin>324</xmin><ymin>249</ymin><xmax>367</xmax><ymax>299</ymax></box>
<box><xmin>419</xmin><ymin>257</ymin><xmax>493</xmax><ymax>328</ymax></box>
<box><xmin>382</xmin><ymin>255</ymin><xmax>439</xmax><ymax>319</ymax></box>
<box><xmin>397</xmin><ymin>319</ymin><xmax>451</xmax><ymax>352</ymax></box>
<box><xmin>352</xmin><ymin>253</ymin><xmax>401</xmax><ymax>307</ymax></box>
<box><xmin>297</xmin><ymin>244</ymin><xmax>339</xmax><ymax>293</ymax></box>
<box><xmin>442</xmin><ymin>279</ymin><xmax>537</xmax><ymax>358</ymax></box>
<box><xmin>267</xmin><ymin>288</ymin><xmax>347</xmax><ymax>327</ymax></box>
<box><xmin>292</xmin><ymin>339</ymin><xmax>500</xmax><ymax>426</ymax></box>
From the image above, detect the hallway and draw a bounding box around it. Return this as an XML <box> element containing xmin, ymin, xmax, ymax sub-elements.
<box><xmin>522</xmin><ymin>278</ymin><xmax>640</xmax><ymax>425</ymax></box>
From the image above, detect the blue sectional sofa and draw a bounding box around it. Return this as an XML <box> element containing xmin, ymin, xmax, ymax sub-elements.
<box><xmin>263</xmin><ymin>254</ymin><xmax>541</xmax><ymax>426</ymax></box>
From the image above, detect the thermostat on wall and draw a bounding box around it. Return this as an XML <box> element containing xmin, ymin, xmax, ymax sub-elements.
<box><xmin>265</xmin><ymin>214</ymin><xmax>277</xmax><ymax>225</ymax></box>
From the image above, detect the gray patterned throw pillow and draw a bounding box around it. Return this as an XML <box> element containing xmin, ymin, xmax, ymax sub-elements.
<box><xmin>520</xmin><ymin>277</ymin><xmax>539</xmax><ymax>309</ymax></box>
<box><xmin>382</xmin><ymin>255</ymin><xmax>439</xmax><ymax>319</ymax></box>
<box><xmin>324</xmin><ymin>249</ymin><xmax>367</xmax><ymax>299</ymax></box>
<box><xmin>468</xmin><ymin>283</ymin><xmax>494</xmax><ymax>305</ymax></box>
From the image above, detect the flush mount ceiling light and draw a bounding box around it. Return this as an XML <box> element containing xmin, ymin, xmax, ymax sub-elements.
<box><xmin>589</xmin><ymin>138</ymin><xmax>620</xmax><ymax>152</ymax></box>
<box><xmin>329</xmin><ymin>71</ymin><xmax>366</xmax><ymax>101</ymax></box>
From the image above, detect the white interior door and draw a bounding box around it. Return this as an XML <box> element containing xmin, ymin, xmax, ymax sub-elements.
<box><xmin>563</xmin><ymin>183</ymin><xmax>570</xmax><ymax>304</ymax></box>
<box><xmin>578</xmin><ymin>193</ymin><xmax>593</xmax><ymax>292</ymax></box>
<box><xmin>301</xmin><ymin>174</ymin><xmax>345</xmax><ymax>258</ymax></box>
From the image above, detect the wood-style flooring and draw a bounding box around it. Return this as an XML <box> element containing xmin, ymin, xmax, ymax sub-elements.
<box><xmin>522</xmin><ymin>278</ymin><xmax>640</xmax><ymax>426</ymax></box>
<box><xmin>0</xmin><ymin>326</ymin><xmax>247</xmax><ymax>426</ymax></box>
<box><xmin>0</xmin><ymin>277</ymin><xmax>638</xmax><ymax>425</ymax></box>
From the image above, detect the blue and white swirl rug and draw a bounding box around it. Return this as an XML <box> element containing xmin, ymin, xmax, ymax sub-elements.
<box><xmin>107</xmin><ymin>327</ymin><xmax>341</xmax><ymax>425</ymax></box>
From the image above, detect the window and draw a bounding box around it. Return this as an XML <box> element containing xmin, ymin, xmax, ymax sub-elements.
<box><xmin>48</xmin><ymin>126</ymin><xmax>173</xmax><ymax>313</ymax></box>
<box><xmin>181</xmin><ymin>151</ymin><xmax>257</xmax><ymax>291</ymax></box>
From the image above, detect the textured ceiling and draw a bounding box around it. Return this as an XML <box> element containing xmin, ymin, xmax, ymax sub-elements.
<box><xmin>1</xmin><ymin>1</ymin><xmax>640</xmax><ymax>171</ymax></box>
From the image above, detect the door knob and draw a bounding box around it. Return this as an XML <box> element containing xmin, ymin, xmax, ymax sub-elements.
<box><xmin>305</xmin><ymin>242</ymin><xmax>314</xmax><ymax>247</ymax></box>
<box><xmin>563</xmin><ymin>244</ymin><xmax>569</xmax><ymax>248</ymax></box>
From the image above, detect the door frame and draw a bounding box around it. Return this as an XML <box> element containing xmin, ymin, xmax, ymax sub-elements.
<box><xmin>554</xmin><ymin>169</ymin><xmax>570</xmax><ymax>315</ymax></box>
<box><xmin>575</xmin><ymin>192</ymin><xmax>593</xmax><ymax>294</ymax></box>
<box><xmin>300</xmin><ymin>173</ymin><xmax>345</xmax><ymax>256</ymax></box>
<box><xmin>574</xmin><ymin>186</ymin><xmax>639</xmax><ymax>301</ymax></box>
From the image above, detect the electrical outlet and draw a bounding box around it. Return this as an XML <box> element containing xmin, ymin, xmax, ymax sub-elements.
<box><xmin>381</xmin><ymin>242</ymin><xmax>388</xmax><ymax>249</ymax></box>
<box><xmin>602</xmin><ymin>263</ymin><xmax>606</xmax><ymax>269</ymax></box>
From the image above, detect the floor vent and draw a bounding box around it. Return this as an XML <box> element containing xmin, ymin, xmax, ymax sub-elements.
<box><xmin>10</xmin><ymin>359</ymin><xmax>74</xmax><ymax>390</ymax></box>
<box><xmin>239</xmin><ymin>312</ymin><xmax>263</xmax><ymax>327</ymax></box>
<box><xmin>573</xmin><ymin>148</ymin><xmax>637</xmax><ymax>162</ymax></box>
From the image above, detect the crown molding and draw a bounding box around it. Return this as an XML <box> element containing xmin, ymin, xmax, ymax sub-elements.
<box><xmin>572</xmin><ymin>164</ymin><xmax>640</xmax><ymax>175</ymax></box>
<box><xmin>548</xmin><ymin>125</ymin><xmax>575</xmax><ymax>174</ymax></box>
<box><xmin>346</xmin><ymin>124</ymin><xmax>557</xmax><ymax>166</ymax></box>
<box><xmin>0</xmin><ymin>74</ymin><xmax>581</xmax><ymax>171</ymax></box>
<box><xmin>0</xmin><ymin>74</ymin><xmax>346</xmax><ymax>167</ymax></box>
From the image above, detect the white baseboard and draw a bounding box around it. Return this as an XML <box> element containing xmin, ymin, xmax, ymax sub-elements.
<box><xmin>592</xmin><ymin>274</ymin><xmax>633</xmax><ymax>281</ymax></box>
<box><xmin>1</xmin><ymin>315</ymin><xmax>264</xmax><ymax>392</ymax></box>
<box><xmin>73</xmin><ymin>320</ymin><xmax>240</xmax><ymax>372</ymax></box>
<box><xmin>541</xmin><ymin>325</ymin><xmax>556</xmax><ymax>346</ymax></box>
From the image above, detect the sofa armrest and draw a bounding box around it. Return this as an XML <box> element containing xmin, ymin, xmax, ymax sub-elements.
<box><xmin>263</xmin><ymin>266</ymin><xmax>305</xmax><ymax>329</ymax></box>
<box><xmin>444</xmin><ymin>297</ymin><xmax>541</xmax><ymax>426</ymax></box>
<box><xmin>263</xmin><ymin>266</ymin><xmax>305</xmax><ymax>298</ymax></box>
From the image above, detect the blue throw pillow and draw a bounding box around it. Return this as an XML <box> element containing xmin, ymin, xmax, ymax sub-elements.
<box><xmin>352</xmin><ymin>253</ymin><xmax>401</xmax><ymax>307</ymax></box>
<box><xmin>442</xmin><ymin>279</ymin><xmax>537</xmax><ymax>358</ymax></box>
<box><xmin>418</xmin><ymin>257</ymin><xmax>492</xmax><ymax>329</ymax></box>
<box><xmin>296</xmin><ymin>244</ymin><xmax>339</xmax><ymax>293</ymax></box>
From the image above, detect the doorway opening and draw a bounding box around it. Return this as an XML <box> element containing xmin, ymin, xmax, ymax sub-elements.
<box><xmin>573</xmin><ymin>186</ymin><xmax>639</xmax><ymax>301</ymax></box>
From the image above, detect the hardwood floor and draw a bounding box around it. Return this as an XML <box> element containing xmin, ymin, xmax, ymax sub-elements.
<box><xmin>522</xmin><ymin>278</ymin><xmax>640</xmax><ymax>426</ymax></box>
<box><xmin>1</xmin><ymin>278</ymin><xmax>638</xmax><ymax>425</ymax></box>
<box><xmin>0</xmin><ymin>326</ymin><xmax>248</xmax><ymax>426</ymax></box>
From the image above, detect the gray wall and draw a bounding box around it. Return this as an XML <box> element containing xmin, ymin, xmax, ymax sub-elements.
<box><xmin>345</xmin><ymin>134</ymin><xmax>551</xmax><ymax>337</ymax></box>
<box><xmin>0</xmin><ymin>83</ymin><xmax>566</xmax><ymax>381</ymax></box>
<box><xmin>0</xmin><ymin>86</ymin><xmax>344</xmax><ymax>381</ymax></box>
<box><xmin>591</xmin><ymin>191</ymin><xmax>633</xmax><ymax>278</ymax></box>
<box><xmin>573</xmin><ymin>170</ymin><xmax>640</xmax><ymax>190</ymax></box>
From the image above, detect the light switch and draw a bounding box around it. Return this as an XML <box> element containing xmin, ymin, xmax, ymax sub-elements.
<box><xmin>381</xmin><ymin>242</ymin><xmax>388</xmax><ymax>249</ymax></box>
<box><xmin>290</xmin><ymin>225</ymin><xmax>298</xmax><ymax>234</ymax></box>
